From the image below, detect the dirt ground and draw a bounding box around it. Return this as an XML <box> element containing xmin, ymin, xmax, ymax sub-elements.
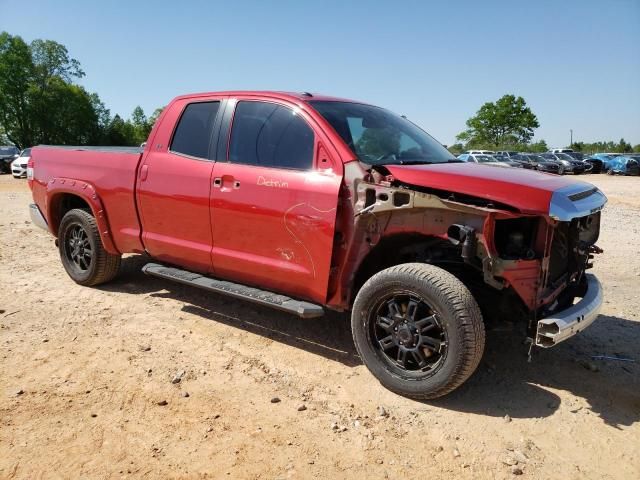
<box><xmin>1</xmin><ymin>173</ymin><xmax>638</xmax><ymax>480</ymax></box>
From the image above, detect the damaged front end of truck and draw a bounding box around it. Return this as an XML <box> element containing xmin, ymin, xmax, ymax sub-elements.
<box><xmin>330</xmin><ymin>162</ymin><xmax>606</xmax><ymax>349</ymax></box>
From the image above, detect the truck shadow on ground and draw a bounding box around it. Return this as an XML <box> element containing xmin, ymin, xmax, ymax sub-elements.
<box><xmin>104</xmin><ymin>255</ymin><xmax>639</xmax><ymax>428</ymax></box>
<box><xmin>434</xmin><ymin>317</ymin><xmax>640</xmax><ymax>428</ymax></box>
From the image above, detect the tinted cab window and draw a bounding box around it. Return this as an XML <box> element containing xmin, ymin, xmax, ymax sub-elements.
<box><xmin>170</xmin><ymin>101</ymin><xmax>221</xmax><ymax>159</ymax></box>
<box><xmin>229</xmin><ymin>101</ymin><xmax>314</xmax><ymax>170</ymax></box>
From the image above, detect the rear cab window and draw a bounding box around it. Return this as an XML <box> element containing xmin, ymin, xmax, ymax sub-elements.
<box><xmin>228</xmin><ymin>101</ymin><xmax>314</xmax><ymax>170</ymax></box>
<box><xmin>170</xmin><ymin>101</ymin><xmax>221</xmax><ymax>159</ymax></box>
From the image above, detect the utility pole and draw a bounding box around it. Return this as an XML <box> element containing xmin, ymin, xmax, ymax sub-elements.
<box><xmin>570</xmin><ymin>129</ymin><xmax>573</xmax><ymax>147</ymax></box>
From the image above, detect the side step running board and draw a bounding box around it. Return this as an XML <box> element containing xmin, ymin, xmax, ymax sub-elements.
<box><xmin>142</xmin><ymin>263</ymin><xmax>324</xmax><ymax>319</ymax></box>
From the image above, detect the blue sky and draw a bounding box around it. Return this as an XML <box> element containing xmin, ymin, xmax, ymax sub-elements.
<box><xmin>1</xmin><ymin>0</ymin><xmax>639</xmax><ymax>147</ymax></box>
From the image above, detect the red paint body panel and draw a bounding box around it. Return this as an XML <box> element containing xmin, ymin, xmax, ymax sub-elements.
<box><xmin>135</xmin><ymin>95</ymin><xmax>224</xmax><ymax>273</ymax></box>
<box><xmin>210</xmin><ymin>163</ymin><xmax>341</xmax><ymax>303</ymax></box>
<box><xmin>30</xmin><ymin>147</ymin><xmax>144</xmax><ymax>254</ymax></box>
<box><xmin>384</xmin><ymin>163</ymin><xmax>587</xmax><ymax>215</ymax></box>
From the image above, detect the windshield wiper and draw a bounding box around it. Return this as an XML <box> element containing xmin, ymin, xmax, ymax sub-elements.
<box><xmin>397</xmin><ymin>160</ymin><xmax>435</xmax><ymax>165</ymax></box>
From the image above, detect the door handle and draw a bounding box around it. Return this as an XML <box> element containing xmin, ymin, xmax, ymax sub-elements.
<box><xmin>214</xmin><ymin>176</ymin><xmax>240</xmax><ymax>190</ymax></box>
<box><xmin>140</xmin><ymin>164</ymin><xmax>149</xmax><ymax>181</ymax></box>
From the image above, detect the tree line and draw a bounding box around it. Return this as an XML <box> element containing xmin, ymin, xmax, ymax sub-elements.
<box><xmin>449</xmin><ymin>94</ymin><xmax>639</xmax><ymax>155</ymax></box>
<box><xmin>1</xmin><ymin>32</ymin><xmax>638</xmax><ymax>155</ymax></box>
<box><xmin>0</xmin><ymin>32</ymin><xmax>162</xmax><ymax>149</ymax></box>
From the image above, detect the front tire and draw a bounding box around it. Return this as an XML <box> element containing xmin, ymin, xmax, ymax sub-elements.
<box><xmin>351</xmin><ymin>263</ymin><xmax>485</xmax><ymax>399</ymax></box>
<box><xmin>58</xmin><ymin>208</ymin><xmax>121</xmax><ymax>286</ymax></box>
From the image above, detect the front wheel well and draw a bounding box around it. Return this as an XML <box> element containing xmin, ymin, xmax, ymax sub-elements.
<box><xmin>351</xmin><ymin>234</ymin><xmax>464</xmax><ymax>304</ymax></box>
<box><xmin>350</xmin><ymin>234</ymin><xmax>529</xmax><ymax>329</ymax></box>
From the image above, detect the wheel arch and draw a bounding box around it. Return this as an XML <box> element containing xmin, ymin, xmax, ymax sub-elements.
<box><xmin>46</xmin><ymin>179</ymin><xmax>120</xmax><ymax>255</ymax></box>
<box><xmin>350</xmin><ymin>233</ymin><xmax>466</xmax><ymax>306</ymax></box>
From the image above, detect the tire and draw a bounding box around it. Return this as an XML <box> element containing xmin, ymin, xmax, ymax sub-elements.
<box><xmin>351</xmin><ymin>263</ymin><xmax>485</xmax><ymax>399</ymax></box>
<box><xmin>58</xmin><ymin>208</ymin><xmax>121</xmax><ymax>286</ymax></box>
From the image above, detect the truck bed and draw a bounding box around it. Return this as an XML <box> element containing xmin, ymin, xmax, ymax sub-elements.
<box><xmin>30</xmin><ymin>145</ymin><xmax>145</xmax><ymax>254</ymax></box>
<box><xmin>37</xmin><ymin>145</ymin><xmax>143</xmax><ymax>154</ymax></box>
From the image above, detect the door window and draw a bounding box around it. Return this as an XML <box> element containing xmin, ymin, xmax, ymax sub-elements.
<box><xmin>229</xmin><ymin>101</ymin><xmax>314</xmax><ymax>170</ymax></box>
<box><xmin>170</xmin><ymin>101</ymin><xmax>220</xmax><ymax>159</ymax></box>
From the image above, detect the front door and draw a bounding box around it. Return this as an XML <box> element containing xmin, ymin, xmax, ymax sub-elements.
<box><xmin>210</xmin><ymin>99</ymin><xmax>342</xmax><ymax>303</ymax></box>
<box><xmin>137</xmin><ymin>99</ymin><xmax>222</xmax><ymax>273</ymax></box>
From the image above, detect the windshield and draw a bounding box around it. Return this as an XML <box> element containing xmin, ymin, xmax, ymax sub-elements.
<box><xmin>475</xmin><ymin>155</ymin><xmax>497</xmax><ymax>163</ymax></box>
<box><xmin>309</xmin><ymin>101</ymin><xmax>457</xmax><ymax>165</ymax></box>
<box><xmin>556</xmin><ymin>153</ymin><xmax>574</xmax><ymax>160</ymax></box>
<box><xmin>20</xmin><ymin>148</ymin><xmax>31</xmax><ymax>157</ymax></box>
<box><xmin>0</xmin><ymin>146</ymin><xmax>18</xmax><ymax>155</ymax></box>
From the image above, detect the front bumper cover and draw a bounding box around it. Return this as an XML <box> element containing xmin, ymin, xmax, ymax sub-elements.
<box><xmin>535</xmin><ymin>274</ymin><xmax>602</xmax><ymax>347</ymax></box>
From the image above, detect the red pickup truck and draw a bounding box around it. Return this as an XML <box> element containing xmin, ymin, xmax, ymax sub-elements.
<box><xmin>28</xmin><ymin>91</ymin><xmax>606</xmax><ymax>399</ymax></box>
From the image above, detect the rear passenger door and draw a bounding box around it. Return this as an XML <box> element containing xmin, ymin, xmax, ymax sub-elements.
<box><xmin>210</xmin><ymin>99</ymin><xmax>342</xmax><ymax>304</ymax></box>
<box><xmin>137</xmin><ymin>98</ymin><xmax>223</xmax><ymax>273</ymax></box>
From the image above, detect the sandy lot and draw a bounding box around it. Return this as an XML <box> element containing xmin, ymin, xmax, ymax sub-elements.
<box><xmin>1</xmin><ymin>173</ymin><xmax>638</xmax><ymax>479</ymax></box>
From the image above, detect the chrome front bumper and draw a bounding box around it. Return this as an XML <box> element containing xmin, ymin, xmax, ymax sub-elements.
<box><xmin>535</xmin><ymin>274</ymin><xmax>603</xmax><ymax>347</ymax></box>
<box><xmin>29</xmin><ymin>203</ymin><xmax>49</xmax><ymax>231</ymax></box>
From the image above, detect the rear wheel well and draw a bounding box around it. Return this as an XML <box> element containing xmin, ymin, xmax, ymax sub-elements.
<box><xmin>50</xmin><ymin>193</ymin><xmax>92</xmax><ymax>235</ymax></box>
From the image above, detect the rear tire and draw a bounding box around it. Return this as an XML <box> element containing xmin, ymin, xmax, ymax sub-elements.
<box><xmin>58</xmin><ymin>208</ymin><xmax>121</xmax><ymax>286</ymax></box>
<box><xmin>351</xmin><ymin>263</ymin><xmax>485</xmax><ymax>399</ymax></box>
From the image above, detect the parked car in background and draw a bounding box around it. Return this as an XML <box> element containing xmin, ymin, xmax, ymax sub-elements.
<box><xmin>0</xmin><ymin>146</ymin><xmax>20</xmax><ymax>173</ymax></box>
<box><xmin>561</xmin><ymin>151</ymin><xmax>593</xmax><ymax>172</ymax></box>
<box><xmin>462</xmin><ymin>150</ymin><xmax>496</xmax><ymax>155</ymax></box>
<box><xmin>495</xmin><ymin>150</ymin><xmax>519</xmax><ymax>158</ymax></box>
<box><xmin>594</xmin><ymin>153</ymin><xmax>622</xmax><ymax>159</ymax></box>
<box><xmin>541</xmin><ymin>153</ymin><xmax>586</xmax><ymax>174</ymax></box>
<box><xmin>604</xmin><ymin>154</ymin><xmax>640</xmax><ymax>176</ymax></box>
<box><xmin>457</xmin><ymin>153</ymin><xmax>521</xmax><ymax>168</ymax></box>
<box><xmin>551</xmin><ymin>148</ymin><xmax>575</xmax><ymax>154</ymax></box>
<box><xmin>582</xmin><ymin>155</ymin><xmax>604</xmax><ymax>174</ymax></box>
<box><xmin>511</xmin><ymin>153</ymin><xmax>561</xmax><ymax>174</ymax></box>
<box><xmin>11</xmin><ymin>148</ymin><xmax>31</xmax><ymax>178</ymax></box>
<box><xmin>564</xmin><ymin>151</ymin><xmax>584</xmax><ymax>161</ymax></box>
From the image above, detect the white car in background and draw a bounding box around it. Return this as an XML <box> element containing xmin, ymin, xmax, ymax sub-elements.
<box><xmin>457</xmin><ymin>153</ymin><xmax>522</xmax><ymax>168</ymax></box>
<box><xmin>463</xmin><ymin>150</ymin><xmax>496</xmax><ymax>155</ymax></box>
<box><xmin>11</xmin><ymin>148</ymin><xmax>31</xmax><ymax>178</ymax></box>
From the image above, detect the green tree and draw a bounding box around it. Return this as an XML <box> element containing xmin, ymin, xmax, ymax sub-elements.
<box><xmin>448</xmin><ymin>143</ymin><xmax>464</xmax><ymax>155</ymax></box>
<box><xmin>528</xmin><ymin>140</ymin><xmax>548</xmax><ymax>153</ymax></box>
<box><xmin>0</xmin><ymin>32</ymin><xmax>35</xmax><ymax>148</ymax></box>
<box><xmin>457</xmin><ymin>94</ymin><xmax>540</xmax><ymax>148</ymax></box>
<box><xmin>131</xmin><ymin>106</ymin><xmax>151</xmax><ymax>145</ymax></box>
<box><xmin>633</xmin><ymin>144</ymin><xmax>640</xmax><ymax>153</ymax></box>
<box><xmin>105</xmin><ymin>114</ymin><xmax>137</xmax><ymax>146</ymax></box>
<box><xmin>148</xmin><ymin>107</ymin><xmax>164</xmax><ymax>129</ymax></box>
<box><xmin>0</xmin><ymin>31</ymin><xmax>109</xmax><ymax>148</ymax></box>
<box><xmin>616</xmin><ymin>138</ymin><xmax>632</xmax><ymax>153</ymax></box>
<box><xmin>356</xmin><ymin>127</ymin><xmax>400</xmax><ymax>158</ymax></box>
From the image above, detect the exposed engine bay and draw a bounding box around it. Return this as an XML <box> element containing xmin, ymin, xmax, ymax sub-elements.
<box><xmin>331</xmin><ymin>162</ymin><xmax>605</xmax><ymax>343</ymax></box>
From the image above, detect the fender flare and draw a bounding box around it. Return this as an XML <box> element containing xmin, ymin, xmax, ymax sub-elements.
<box><xmin>46</xmin><ymin>177</ymin><xmax>120</xmax><ymax>255</ymax></box>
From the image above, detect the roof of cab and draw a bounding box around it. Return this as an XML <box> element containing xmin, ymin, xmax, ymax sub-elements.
<box><xmin>171</xmin><ymin>90</ymin><xmax>364</xmax><ymax>104</ymax></box>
